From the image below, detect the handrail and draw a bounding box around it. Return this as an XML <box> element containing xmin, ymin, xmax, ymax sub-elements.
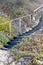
<box><xmin>0</xmin><ymin>14</ymin><xmax>31</xmax><ymax>25</ymax></box>
<box><xmin>11</xmin><ymin>14</ymin><xmax>31</xmax><ymax>21</ymax></box>
<box><xmin>0</xmin><ymin>20</ymin><xmax>10</xmax><ymax>25</ymax></box>
<box><xmin>34</xmin><ymin>5</ymin><xmax>43</xmax><ymax>12</ymax></box>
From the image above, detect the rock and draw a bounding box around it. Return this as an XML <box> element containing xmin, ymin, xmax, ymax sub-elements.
<box><xmin>0</xmin><ymin>49</ymin><xmax>13</xmax><ymax>65</ymax></box>
<box><xmin>10</xmin><ymin>61</ymin><xmax>16</xmax><ymax>65</ymax></box>
<box><xmin>0</xmin><ymin>62</ymin><xmax>5</xmax><ymax>65</ymax></box>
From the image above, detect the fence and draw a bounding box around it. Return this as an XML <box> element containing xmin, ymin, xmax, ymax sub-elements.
<box><xmin>0</xmin><ymin>6</ymin><xmax>43</xmax><ymax>39</ymax></box>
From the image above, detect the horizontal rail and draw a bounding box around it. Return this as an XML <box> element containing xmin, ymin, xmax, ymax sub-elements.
<box><xmin>0</xmin><ymin>21</ymin><xmax>10</xmax><ymax>25</ymax></box>
<box><xmin>11</xmin><ymin>14</ymin><xmax>31</xmax><ymax>21</ymax></box>
<box><xmin>0</xmin><ymin>14</ymin><xmax>31</xmax><ymax>25</ymax></box>
<box><xmin>34</xmin><ymin>5</ymin><xmax>43</xmax><ymax>12</ymax></box>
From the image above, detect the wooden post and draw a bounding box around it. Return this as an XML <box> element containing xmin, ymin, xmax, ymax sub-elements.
<box><xmin>19</xmin><ymin>18</ymin><xmax>22</xmax><ymax>34</ymax></box>
<box><xmin>9</xmin><ymin>21</ymin><xmax>12</xmax><ymax>37</ymax></box>
<box><xmin>30</xmin><ymin>15</ymin><xmax>32</xmax><ymax>23</ymax></box>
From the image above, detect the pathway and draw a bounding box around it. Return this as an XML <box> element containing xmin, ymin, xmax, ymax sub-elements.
<box><xmin>3</xmin><ymin>16</ymin><xmax>43</xmax><ymax>49</ymax></box>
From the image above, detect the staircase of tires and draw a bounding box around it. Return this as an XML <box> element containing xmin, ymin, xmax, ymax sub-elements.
<box><xmin>1</xmin><ymin>16</ymin><xmax>43</xmax><ymax>49</ymax></box>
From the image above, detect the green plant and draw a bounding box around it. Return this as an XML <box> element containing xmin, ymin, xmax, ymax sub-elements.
<box><xmin>16</xmin><ymin>0</ymin><xmax>23</xmax><ymax>6</ymax></box>
<box><xmin>12</xmin><ymin>8</ymin><xmax>25</xmax><ymax>18</ymax></box>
